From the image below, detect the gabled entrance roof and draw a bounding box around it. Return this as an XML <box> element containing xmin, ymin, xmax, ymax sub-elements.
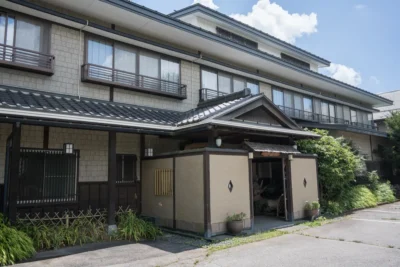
<box><xmin>0</xmin><ymin>85</ymin><xmax>319</xmax><ymax>138</ymax></box>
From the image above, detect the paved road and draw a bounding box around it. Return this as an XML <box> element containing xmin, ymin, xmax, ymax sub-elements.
<box><xmin>16</xmin><ymin>203</ymin><xmax>400</xmax><ymax>267</ymax></box>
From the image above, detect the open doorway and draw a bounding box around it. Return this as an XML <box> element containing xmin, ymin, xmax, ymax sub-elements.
<box><xmin>252</xmin><ymin>158</ymin><xmax>291</xmax><ymax>231</ymax></box>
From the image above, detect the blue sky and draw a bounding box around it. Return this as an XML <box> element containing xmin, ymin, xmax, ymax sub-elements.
<box><xmin>132</xmin><ymin>0</ymin><xmax>398</xmax><ymax>94</ymax></box>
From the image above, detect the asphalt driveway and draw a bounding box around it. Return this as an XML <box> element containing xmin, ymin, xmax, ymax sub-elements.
<box><xmin>15</xmin><ymin>203</ymin><xmax>400</xmax><ymax>267</ymax></box>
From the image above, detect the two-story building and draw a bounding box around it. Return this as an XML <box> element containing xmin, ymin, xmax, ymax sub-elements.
<box><xmin>0</xmin><ymin>0</ymin><xmax>391</xmax><ymax>237</ymax></box>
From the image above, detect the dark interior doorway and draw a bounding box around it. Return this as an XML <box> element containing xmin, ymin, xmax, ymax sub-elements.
<box><xmin>252</xmin><ymin>157</ymin><xmax>289</xmax><ymax>231</ymax></box>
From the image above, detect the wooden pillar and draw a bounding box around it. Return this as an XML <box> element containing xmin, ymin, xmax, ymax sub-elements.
<box><xmin>107</xmin><ymin>131</ymin><xmax>117</xmax><ymax>232</ymax></box>
<box><xmin>9</xmin><ymin>122</ymin><xmax>21</xmax><ymax>223</ymax></box>
<box><xmin>207</xmin><ymin>129</ymin><xmax>218</xmax><ymax>148</ymax></box>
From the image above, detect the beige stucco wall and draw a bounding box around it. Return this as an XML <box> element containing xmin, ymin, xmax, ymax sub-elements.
<box><xmin>330</xmin><ymin>130</ymin><xmax>373</xmax><ymax>160</ymax></box>
<box><xmin>175</xmin><ymin>155</ymin><xmax>204</xmax><ymax>233</ymax></box>
<box><xmin>141</xmin><ymin>158</ymin><xmax>174</xmax><ymax>228</ymax></box>
<box><xmin>291</xmin><ymin>157</ymin><xmax>319</xmax><ymax>220</ymax></box>
<box><xmin>209</xmin><ymin>154</ymin><xmax>251</xmax><ymax>235</ymax></box>
<box><xmin>260</xmin><ymin>82</ymin><xmax>272</xmax><ymax>100</ymax></box>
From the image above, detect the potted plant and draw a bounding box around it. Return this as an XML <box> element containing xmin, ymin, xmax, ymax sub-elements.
<box><xmin>304</xmin><ymin>201</ymin><xmax>320</xmax><ymax>220</ymax></box>
<box><xmin>226</xmin><ymin>212</ymin><xmax>246</xmax><ymax>235</ymax></box>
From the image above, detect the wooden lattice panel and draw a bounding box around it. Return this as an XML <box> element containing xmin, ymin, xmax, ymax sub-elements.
<box><xmin>154</xmin><ymin>169</ymin><xmax>173</xmax><ymax>196</ymax></box>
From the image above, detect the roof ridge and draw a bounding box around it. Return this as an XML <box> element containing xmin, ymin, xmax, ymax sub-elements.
<box><xmin>169</xmin><ymin>3</ymin><xmax>330</xmax><ymax>65</ymax></box>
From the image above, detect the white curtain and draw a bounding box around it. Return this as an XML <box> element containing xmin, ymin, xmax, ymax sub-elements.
<box><xmin>88</xmin><ymin>39</ymin><xmax>113</xmax><ymax>68</ymax></box>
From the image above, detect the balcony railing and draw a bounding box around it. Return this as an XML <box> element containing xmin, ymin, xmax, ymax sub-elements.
<box><xmin>81</xmin><ymin>64</ymin><xmax>187</xmax><ymax>100</ymax></box>
<box><xmin>0</xmin><ymin>43</ymin><xmax>55</xmax><ymax>75</ymax></box>
<box><xmin>277</xmin><ymin>106</ymin><xmax>378</xmax><ymax>131</ymax></box>
<box><xmin>199</xmin><ymin>88</ymin><xmax>229</xmax><ymax>102</ymax></box>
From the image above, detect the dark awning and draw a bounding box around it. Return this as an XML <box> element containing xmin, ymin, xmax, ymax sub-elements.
<box><xmin>244</xmin><ymin>141</ymin><xmax>300</xmax><ymax>154</ymax></box>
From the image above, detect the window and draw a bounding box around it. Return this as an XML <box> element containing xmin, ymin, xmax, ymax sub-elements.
<box><xmin>343</xmin><ymin>106</ymin><xmax>351</xmax><ymax>123</ymax></box>
<box><xmin>84</xmin><ymin>35</ymin><xmax>184</xmax><ymax>98</ymax></box>
<box><xmin>336</xmin><ymin>105</ymin><xmax>343</xmax><ymax>120</ymax></box>
<box><xmin>88</xmin><ymin>38</ymin><xmax>113</xmax><ymax>68</ymax></box>
<box><xmin>117</xmin><ymin>154</ymin><xmax>137</xmax><ymax>183</ymax></box>
<box><xmin>17</xmin><ymin>149</ymin><xmax>78</xmax><ymax>204</ymax></box>
<box><xmin>0</xmin><ymin>12</ymin><xmax>51</xmax><ymax>71</ymax></box>
<box><xmin>272</xmin><ymin>89</ymin><xmax>284</xmax><ymax>107</ymax></box>
<box><xmin>139</xmin><ymin>51</ymin><xmax>159</xmax><ymax>78</ymax></box>
<box><xmin>321</xmin><ymin>102</ymin><xmax>329</xmax><ymax>116</ymax></box>
<box><xmin>281</xmin><ymin>53</ymin><xmax>311</xmax><ymax>69</ymax></box>
<box><xmin>284</xmin><ymin>91</ymin><xmax>293</xmax><ymax>108</ymax></box>
<box><xmin>303</xmin><ymin>97</ymin><xmax>313</xmax><ymax>120</ymax></box>
<box><xmin>233</xmin><ymin>77</ymin><xmax>246</xmax><ymax>92</ymax></box>
<box><xmin>294</xmin><ymin>94</ymin><xmax>302</xmax><ymax>117</ymax></box>
<box><xmin>115</xmin><ymin>43</ymin><xmax>136</xmax><ymax>73</ymax></box>
<box><xmin>351</xmin><ymin>109</ymin><xmax>357</xmax><ymax>123</ymax></box>
<box><xmin>303</xmin><ymin>97</ymin><xmax>312</xmax><ymax>112</ymax></box>
<box><xmin>154</xmin><ymin>169</ymin><xmax>173</xmax><ymax>196</ymax></box>
<box><xmin>200</xmin><ymin>67</ymin><xmax>259</xmax><ymax>95</ymax></box>
<box><xmin>161</xmin><ymin>58</ymin><xmax>179</xmax><ymax>83</ymax></box>
<box><xmin>218</xmin><ymin>72</ymin><xmax>232</xmax><ymax>94</ymax></box>
<box><xmin>201</xmin><ymin>69</ymin><xmax>217</xmax><ymax>90</ymax></box>
<box><xmin>246</xmin><ymin>81</ymin><xmax>259</xmax><ymax>95</ymax></box>
<box><xmin>216</xmin><ymin>27</ymin><xmax>258</xmax><ymax>49</ymax></box>
<box><xmin>329</xmin><ymin>104</ymin><xmax>335</xmax><ymax>122</ymax></box>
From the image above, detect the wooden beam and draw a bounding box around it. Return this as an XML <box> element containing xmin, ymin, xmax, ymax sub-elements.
<box><xmin>108</xmin><ymin>131</ymin><xmax>117</xmax><ymax>228</ymax></box>
<box><xmin>9</xmin><ymin>122</ymin><xmax>21</xmax><ymax>223</ymax></box>
<box><xmin>43</xmin><ymin>126</ymin><xmax>49</xmax><ymax>149</ymax></box>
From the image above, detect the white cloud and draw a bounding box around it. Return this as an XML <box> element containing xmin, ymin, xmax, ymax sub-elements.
<box><xmin>369</xmin><ymin>76</ymin><xmax>380</xmax><ymax>85</ymax></box>
<box><xmin>229</xmin><ymin>0</ymin><xmax>318</xmax><ymax>44</ymax></box>
<box><xmin>192</xmin><ymin>0</ymin><xmax>218</xmax><ymax>10</ymax></box>
<box><xmin>354</xmin><ymin>4</ymin><xmax>366</xmax><ymax>10</ymax></box>
<box><xmin>321</xmin><ymin>63</ymin><xmax>362</xmax><ymax>87</ymax></box>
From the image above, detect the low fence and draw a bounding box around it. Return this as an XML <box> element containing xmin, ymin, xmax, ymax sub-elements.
<box><xmin>16</xmin><ymin>206</ymin><xmax>132</xmax><ymax>227</ymax></box>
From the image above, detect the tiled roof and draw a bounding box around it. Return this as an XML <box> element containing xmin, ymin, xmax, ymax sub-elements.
<box><xmin>0</xmin><ymin>86</ymin><xmax>182</xmax><ymax>126</ymax></box>
<box><xmin>0</xmin><ymin>86</ymin><xmax>319</xmax><ymax>138</ymax></box>
<box><xmin>177</xmin><ymin>95</ymin><xmax>255</xmax><ymax>126</ymax></box>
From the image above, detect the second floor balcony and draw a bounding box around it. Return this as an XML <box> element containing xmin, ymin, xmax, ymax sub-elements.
<box><xmin>0</xmin><ymin>44</ymin><xmax>55</xmax><ymax>75</ymax></box>
<box><xmin>81</xmin><ymin>64</ymin><xmax>187</xmax><ymax>100</ymax></box>
<box><xmin>277</xmin><ymin>106</ymin><xmax>378</xmax><ymax>131</ymax></box>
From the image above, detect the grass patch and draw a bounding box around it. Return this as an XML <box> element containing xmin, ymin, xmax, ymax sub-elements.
<box><xmin>302</xmin><ymin>216</ymin><xmax>333</xmax><ymax>227</ymax></box>
<box><xmin>206</xmin><ymin>230</ymin><xmax>286</xmax><ymax>254</ymax></box>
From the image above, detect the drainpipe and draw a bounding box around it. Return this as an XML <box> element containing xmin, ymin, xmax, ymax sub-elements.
<box><xmin>77</xmin><ymin>20</ymin><xmax>89</xmax><ymax>99</ymax></box>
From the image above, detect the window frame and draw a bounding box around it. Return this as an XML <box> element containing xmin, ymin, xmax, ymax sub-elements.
<box><xmin>116</xmin><ymin>154</ymin><xmax>137</xmax><ymax>183</ymax></box>
<box><xmin>84</xmin><ymin>34</ymin><xmax>182</xmax><ymax>85</ymax></box>
<box><xmin>200</xmin><ymin>66</ymin><xmax>260</xmax><ymax>95</ymax></box>
<box><xmin>0</xmin><ymin>10</ymin><xmax>51</xmax><ymax>54</ymax></box>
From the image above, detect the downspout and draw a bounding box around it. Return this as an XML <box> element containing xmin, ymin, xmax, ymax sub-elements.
<box><xmin>77</xmin><ymin>20</ymin><xmax>89</xmax><ymax>99</ymax></box>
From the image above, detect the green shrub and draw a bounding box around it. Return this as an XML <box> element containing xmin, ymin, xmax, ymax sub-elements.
<box><xmin>117</xmin><ymin>211</ymin><xmax>162</xmax><ymax>241</ymax></box>
<box><xmin>297</xmin><ymin>129</ymin><xmax>360</xmax><ymax>201</ymax></box>
<box><xmin>311</xmin><ymin>201</ymin><xmax>320</xmax><ymax>210</ymax></box>
<box><xmin>343</xmin><ymin>186</ymin><xmax>377</xmax><ymax>210</ymax></box>
<box><xmin>374</xmin><ymin>182</ymin><xmax>396</xmax><ymax>203</ymax></box>
<box><xmin>0</xmin><ymin>219</ymin><xmax>35</xmax><ymax>265</ymax></box>
<box><xmin>304</xmin><ymin>201</ymin><xmax>312</xmax><ymax>211</ymax></box>
<box><xmin>226</xmin><ymin>212</ymin><xmax>246</xmax><ymax>222</ymax></box>
<box><xmin>324</xmin><ymin>186</ymin><xmax>378</xmax><ymax>216</ymax></box>
<box><xmin>324</xmin><ymin>201</ymin><xmax>344</xmax><ymax>216</ymax></box>
<box><xmin>18</xmin><ymin>218</ymin><xmax>107</xmax><ymax>250</ymax></box>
